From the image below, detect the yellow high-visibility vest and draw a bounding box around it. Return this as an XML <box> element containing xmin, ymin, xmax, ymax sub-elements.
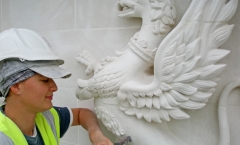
<box><xmin>0</xmin><ymin>108</ymin><xmax>60</xmax><ymax>145</ymax></box>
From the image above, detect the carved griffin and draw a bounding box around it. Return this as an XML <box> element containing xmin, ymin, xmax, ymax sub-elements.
<box><xmin>76</xmin><ymin>0</ymin><xmax>238</xmax><ymax>144</ymax></box>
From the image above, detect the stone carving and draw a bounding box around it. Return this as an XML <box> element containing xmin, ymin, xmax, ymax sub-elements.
<box><xmin>95</xmin><ymin>106</ymin><xmax>125</xmax><ymax>136</ymax></box>
<box><xmin>76</xmin><ymin>0</ymin><xmax>238</xmax><ymax>144</ymax></box>
<box><xmin>218</xmin><ymin>78</ymin><xmax>240</xmax><ymax>145</ymax></box>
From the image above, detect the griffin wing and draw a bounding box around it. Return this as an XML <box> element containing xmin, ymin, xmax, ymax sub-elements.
<box><xmin>117</xmin><ymin>0</ymin><xmax>238</xmax><ymax>123</ymax></box>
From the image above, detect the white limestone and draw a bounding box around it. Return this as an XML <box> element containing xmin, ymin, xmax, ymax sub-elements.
<box><xmin>76</xmin><ymin>0</ymin><xmax>239</xmax><ymax>144</ymax></box>
<box><xmin>1</xmin><ymin>0</ymin><xmax>240</xmax><ymax>144</ymax></box>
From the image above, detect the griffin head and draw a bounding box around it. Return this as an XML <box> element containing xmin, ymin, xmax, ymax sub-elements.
<box><xmin>118</xmin><ymin>0</ymin><xmax>176</xmax><ymax>34</ymax></box>
<box><xmin>118</xmin><ymin>0</ymin><xmax>151</xmax><ymax>18</ymax></box>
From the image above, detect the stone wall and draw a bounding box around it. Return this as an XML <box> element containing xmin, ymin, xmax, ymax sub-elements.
<box><xmin>1</xmin><ymin>0</ymin><xmax>240</xmax><ymax>145</ymax></box>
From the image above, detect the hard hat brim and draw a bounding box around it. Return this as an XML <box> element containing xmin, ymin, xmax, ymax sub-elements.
<box><xmin>30</xmin><ymin>63</ymin><xmax>71</xmax><ymax>79</ymax></box>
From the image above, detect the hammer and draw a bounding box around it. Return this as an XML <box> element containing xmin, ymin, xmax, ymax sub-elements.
<box><xmin>114</xmin><ymin>136</ymin><xmax>132</xmax><ymax>145</ymax></box>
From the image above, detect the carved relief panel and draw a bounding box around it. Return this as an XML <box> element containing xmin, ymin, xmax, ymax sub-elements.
<box><xmin>75</xmin><ymin>0</ymin><xmax>238</xmax><ymax>144</ymax></box>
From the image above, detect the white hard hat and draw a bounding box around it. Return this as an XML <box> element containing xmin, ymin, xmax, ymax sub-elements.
<box><xmin>0</xmin><ymin>28</ymin><xmax>64</xmax><ymax>64</ymax></box>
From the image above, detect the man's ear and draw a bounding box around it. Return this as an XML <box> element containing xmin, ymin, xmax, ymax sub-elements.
<box><xmin>9</xmin><ymin>83</ymin><xmax>21</xmax><ymax>95</ymax></box>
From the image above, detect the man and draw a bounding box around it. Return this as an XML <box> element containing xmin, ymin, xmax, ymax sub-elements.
<box><xmin>0</xmin><ymin>28</ymin><xmax>113</xmax><ymax>145</ymax></box>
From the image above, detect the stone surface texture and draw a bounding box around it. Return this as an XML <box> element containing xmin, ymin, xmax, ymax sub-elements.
<box><xmin>1</xmin><ymin>0</ymin><xmax>240</xmax><ymax>145</ymax></box>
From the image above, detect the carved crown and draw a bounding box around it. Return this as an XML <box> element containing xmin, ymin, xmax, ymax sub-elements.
<box><xmin>128</xmin><ymin>32</ymin><xmax>157</xmax><ymax>64</ymax></box>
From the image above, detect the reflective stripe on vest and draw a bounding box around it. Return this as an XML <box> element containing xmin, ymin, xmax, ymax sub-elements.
<box><xmin>0</xmin><ymin>108</ymin><xmax>60</xmax><ymax>145</ymax></box>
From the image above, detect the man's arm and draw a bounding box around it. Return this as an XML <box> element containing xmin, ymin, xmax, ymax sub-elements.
<box><xmin>71</xmin><ymin>108</ymin><xmax>113</xmax><ymax>145</ymax></box>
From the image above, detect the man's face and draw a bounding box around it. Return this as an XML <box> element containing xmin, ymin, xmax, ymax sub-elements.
<box><xmin>17</xmin><ymin>74</ymin><xmax>58</xmax><ymax>113</ymax></box>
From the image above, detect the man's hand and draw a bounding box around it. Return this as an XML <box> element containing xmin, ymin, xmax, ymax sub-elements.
<box><xmin>90</xmin><ymin>130</ymin><xmax>113</xmax><ymax>145</ymax></box>
<box><xmin>71</xmin><ymin>108</ymin><xmax>113</xmax><ymax>145</ymax></box>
